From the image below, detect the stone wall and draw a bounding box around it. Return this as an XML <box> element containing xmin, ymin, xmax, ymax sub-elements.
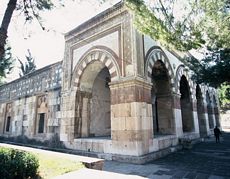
<box><xmin>0</xmin><ymin>1</ymin><xmax>222</xmax><ymax>162</ymax></box>
<box><xmin>0</xmin><ymin>62</ymin><xmax>62</xmax><ymax>141</ymax></box>
<box><xmin>59</xmin><ymin>1</ymin><xmax>221</xmax><ymax>159</ymax></box>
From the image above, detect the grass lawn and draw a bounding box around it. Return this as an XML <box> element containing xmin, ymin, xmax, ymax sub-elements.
<box><xmin>35</xmin><ymin>153</ymin><xmax>85</xmax><ymax>179</ymax></box>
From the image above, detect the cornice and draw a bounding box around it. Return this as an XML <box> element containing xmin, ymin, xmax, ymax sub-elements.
<box><xmin>65</xmin><ymin>1</ymin><xmax>126</xmax><ymax>41</ymax></box>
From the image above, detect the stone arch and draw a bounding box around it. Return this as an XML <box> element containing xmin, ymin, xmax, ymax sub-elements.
<box><xmin>72</xmin><ymin>47</ymin><xmax>120</xmax><ymax>89</ymax></box>
<box><xmin>150</xmin><ymin>60</ymin><xmax>175</xmax><ymax>135</ymax></box>
<box><xmin>179</xmin><ymin>75</ymin><xmax>194</xmax><ymax>132</ymax></box>
<box><xmin>145</xmin><ymin>47</ymin><xmax>175</xmax><ymax>91</ymax></box>
<box><xmin>175</xmin><ymin>65</ymin><xmax>194</xmax><ymax>98</ymax></box>
<box><xmin>72</xmin><ymin>48</ymin><xmax>120</xmax><ymax>138</ymax></box>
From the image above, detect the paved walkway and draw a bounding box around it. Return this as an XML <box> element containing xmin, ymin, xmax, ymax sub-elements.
<box><xmin>104</xmin><ymin>132</ymin><xmax>230</xmax><ymax>179</ymax></box>
<box><xmin>1</xmin><ymin>132</ymin><xmax>230</xmax><ymax>179</ymax></box>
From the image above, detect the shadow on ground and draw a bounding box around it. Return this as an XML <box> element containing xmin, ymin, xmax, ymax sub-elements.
<box><xmin>104</xmin><ymin>132</ymin><xmax>230</xmax><ymax>179</ymax></box>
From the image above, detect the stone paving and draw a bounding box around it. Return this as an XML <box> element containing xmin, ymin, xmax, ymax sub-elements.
<box><xmin>1</xmin><ymin>132</ymin><xmax>230</xmax><ymax>179</ymax></box>
<box><xmin>104</xmin><ymin>132</ymin><xmax>230</xmax><ymax>179</ymax></box>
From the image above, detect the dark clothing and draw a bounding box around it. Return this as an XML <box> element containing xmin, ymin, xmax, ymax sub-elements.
<box><xmin>214</xmin><ymin>127</ymin><xmax>221</xmax><ymax>143</ymax></box>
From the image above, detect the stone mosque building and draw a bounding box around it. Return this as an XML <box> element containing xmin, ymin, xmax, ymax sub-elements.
<box><xmin>0</xmin><ymin>2</ymin><xmax>220</xmax><ymax>163</ymax></box>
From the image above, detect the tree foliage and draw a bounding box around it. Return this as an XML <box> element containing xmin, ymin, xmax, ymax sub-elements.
<box><xmin>18</xmin><ymin>49</ymin><xmax>36</xmax><ymax>77</ymax></box>
<box><xmin>218</xmin><ymin>83</ymin><xmax>230</xmax><ymax>107</ymax></box>
<box><xmin>0</xmin><ymin>43</ymin><xmax>14</xmax><ymax>84</ymax></box>
<box><xmin>125</xmin><ymin>0</ymin><xmax>205</xmax><ymax>51</ymax></box>
<box><xmin>197</xmin><ymin>0</ymin><xmax>230</xmax><ymax>49</ymax></box>
<box><xmin>185</xmin><ymin>49</ymin><xmax>230</xmax><ymax>88</ymax></box>
<box><xmin>126</xmin><ymin>0</ymin><xmax>230</xmax><ymax>106</ymax></box>
<box><xmin>125</xmin><ymin>0</ymin><xmax>230</xmax><ymax>51</ymax></box>
<box><xmin>185</xmin><ymin>49</ymin><xmax>230</xmax><ymax>106</ymax></box>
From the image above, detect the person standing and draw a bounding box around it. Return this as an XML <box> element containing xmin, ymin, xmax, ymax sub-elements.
<box><xmin>214</xmin><ymin>126</ymin><xmax>221</xmax><ymax>143</ymax></box>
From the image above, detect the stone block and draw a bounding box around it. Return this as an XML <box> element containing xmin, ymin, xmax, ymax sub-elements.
<box><xmin>125</xmin><ymin>117</ymin><xmax>137</xmax><ymax>130</ymax></box>
<box><xmin>141</xmin><ymin>117</ymin><xmax>152</xmax><ymax>130</ymax></box>
<box><xmin>111</xmin><ymin>117</ymin><xmax>126</xmax><ymax>130</ymax></box>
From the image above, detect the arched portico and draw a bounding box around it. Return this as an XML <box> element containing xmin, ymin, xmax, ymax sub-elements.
<box><xmin>151</xmin><ymin>60</ymin><xmax>174</xmax><ymax>135</ymax></box>
<box><xmin>71</xmin><ymin>48</ymin><xmax>120</xmax><ymax>138</ymax></box>
<box><xmin>145</xmin><ymin>48</ymin><xmax>175</xmax><ymax>136</ymax></box>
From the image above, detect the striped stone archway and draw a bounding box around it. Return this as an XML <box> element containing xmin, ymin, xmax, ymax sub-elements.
<box><xmin>176</xmin><ymin>65</ymin><xmax>196</xmax><ymax>132</ymax></box>
<box><xmin>145</xmin><ymin>48</ymin><xmax>176</xmax><ymax>135</ymax></box>
<box><xmin>71</xmin><ymin>48</ymin><xmax>120</xmax><ymax>88</ymax></box>
<box><xmin>70</xmin><ymin>47</ymin><xmax>121</xmax><ymax>138</ymax></box>
<box><xmin>145</xmin><ymin>48</ymin><xmax>175</xmax><ymax>90</ymax></box>
<box><xmin>175</xmin><ymin>65</ymin><xmax>195</xmax><ymax>98</ymax></box>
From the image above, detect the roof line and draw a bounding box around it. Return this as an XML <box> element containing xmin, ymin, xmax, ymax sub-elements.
<box><xmin>65</xmin><ymin>1</ymin><xmax>124</xmax><ymax>38</ymax></box>
<box><xmin>0</xmin><ymin>61</ymin><xmax>62</xmax><ymax>87</ymax></box>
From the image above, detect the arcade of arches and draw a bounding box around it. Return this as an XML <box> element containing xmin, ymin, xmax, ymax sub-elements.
<box><xmin>0</xmin><ymin>1</ymin><xmax>221</xmax><ymax>163</ymax></box>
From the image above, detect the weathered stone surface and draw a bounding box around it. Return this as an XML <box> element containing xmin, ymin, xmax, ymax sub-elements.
<box><xmin>0</xmin><ymin>1</ymin><xmax>221</xmax><ymax>163</ymax></box>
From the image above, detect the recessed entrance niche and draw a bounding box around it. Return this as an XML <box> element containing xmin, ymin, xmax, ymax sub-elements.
<box><xmin>75</xmin><ymin>61</ymin><xmax>111</xmax><ymax>138</ymax></box>
<box><xmin>151</xmin><ymin>60</ymin><xmax>174</xmax><ymax>136</ymax></box>
<box><xmin>180</xmin><ymin>75</ymin><xmax>194</xmax><ymax>132</ymax></box>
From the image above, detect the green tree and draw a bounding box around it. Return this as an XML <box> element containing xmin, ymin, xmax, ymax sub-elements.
<box><xmin>0</xmin><ymin>42</ymin><xmax>14</xmax><ymax>84</ymax></box>
<box><xmin>186</xmin><ymin>49</ymin><xmax>230</xmax><ymax>88</ymax></box>
<box><xmin>185</xmin><ymin>48</ymin><xmax>230</xmax><ymax>106</ymax></box>
<box><xmin>18</xmin><ymin>49</ymin><xmax>36</xmax><ymax>76</ymax></box>
<box><xmin>125</xmin><ymin>0</ymin><xmax>229</xmax><ymax>51</ymax></box>
<box><xmin>219</xmin><ymin>83</ymin><xmax>230</xmax><ymax>108</ymax></box>
<box><xmin>126</xmin><ymin>2</ymin><xmax>229</xmax><ymax>79</ymax></box>
<box><xmin>126</xmin><ymin>0</ymin><xmax>229</xmax><ymax>106</ymax></box>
